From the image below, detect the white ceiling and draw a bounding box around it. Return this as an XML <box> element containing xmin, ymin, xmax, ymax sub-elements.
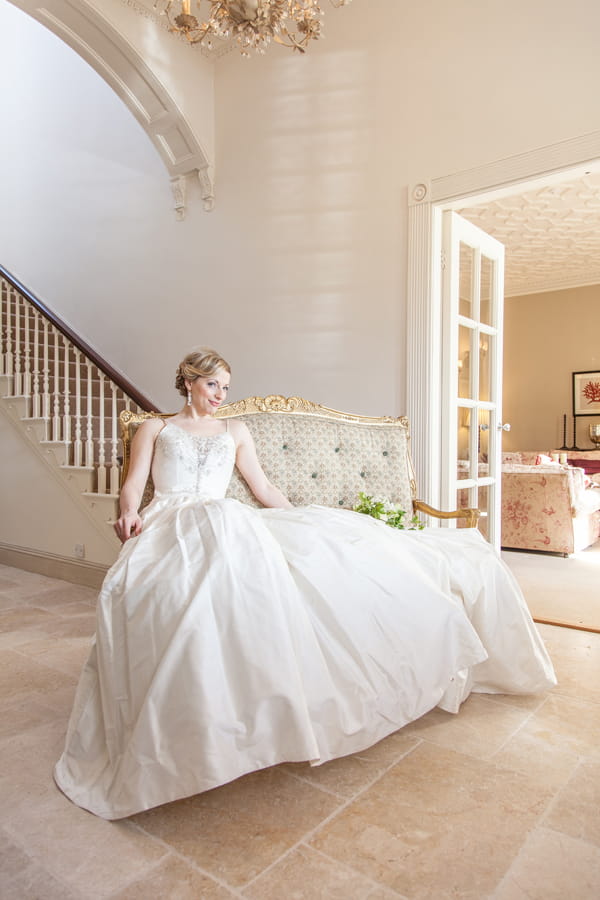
<box><xmin>458</xmin><ymin>171</ymin><xmax>600</xmax><ymax>297</ymax></box>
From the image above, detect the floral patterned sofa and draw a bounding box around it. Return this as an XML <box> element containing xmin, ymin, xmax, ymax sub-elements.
<box><xmin>501</xmin><ymin>452</ymin><xmax>600</xmax><ymax>555</ymax></box>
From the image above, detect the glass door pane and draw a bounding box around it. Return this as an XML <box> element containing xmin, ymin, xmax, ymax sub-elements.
<box><xmin>442</xmin><ymin>212</ymin><xmax>505</xmax><ymax>548</ymax></box>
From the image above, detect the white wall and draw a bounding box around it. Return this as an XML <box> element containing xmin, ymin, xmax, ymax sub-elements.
<box><xmin>1</xmin><ymin>0</ymin><xmax>600</xmax><ymax>417</ymax></box>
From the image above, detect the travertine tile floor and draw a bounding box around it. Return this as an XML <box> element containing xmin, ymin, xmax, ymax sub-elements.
<box><xmin>1</xmin><ymin>561</ymin><xmax>599</xmax><ymax>899</ymax></box>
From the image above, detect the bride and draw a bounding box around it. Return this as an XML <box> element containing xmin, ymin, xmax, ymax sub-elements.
<box><xmin>54</xmin><ymin>347</ymin><xmax>555</xmax><ymax>820</ymax></box>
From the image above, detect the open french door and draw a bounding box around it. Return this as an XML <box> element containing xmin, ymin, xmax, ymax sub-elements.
<box><xmin>441</xmin><ymin>211</ymin><xmax>507</xmax><ymax>549</ymax></box>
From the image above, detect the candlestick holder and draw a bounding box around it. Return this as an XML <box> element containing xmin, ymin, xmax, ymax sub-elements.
<box><xmin>558</xmin><ymin>413</ymin><xmax>569</xmax><ymax>450</ymax></box>
<box><xmin>569</xmin><ymin>415</ymin><xmax>581</xmax><ymax>451</ymax></box>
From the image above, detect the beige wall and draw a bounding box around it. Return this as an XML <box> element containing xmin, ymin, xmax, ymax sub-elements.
<box><xmin>0</xmin><ymin>408</ymin><xmax>120</xmax><ymax>568</ymax></box>
<box><xmin>503</xmin><ymin>284</ymin><xmax>600</xmax><ymax>452</ymax></box>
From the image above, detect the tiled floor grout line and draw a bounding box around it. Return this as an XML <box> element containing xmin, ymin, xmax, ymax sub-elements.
<box><xmin>487</xmin><ymin>698</ymin><xmax>549</xmax><ymax>761</ymax></box>
<box><xmin>239</xmin><ymin>739</ymin><xmax>426</xmax><ymax>893</ymax></box>
<box><xmin>122</xmin><ymin>820</ymin><xmax>247</xmax><ymax>899</ymax></box>
<box><xmin>283</xmin><ymin>735</ymin><xmax>427</xmax><ymax>798</ymax></box>
<box><xmin>304</xmin><ymin>842</ymin><xmax>409</xmax><ymax>899</ymax></box>
<box><xmin>486</xmin><ymin>842</ymin><xmax>526</xmax><ymax>900</ymax></box>
<box><xmin>536</xmin><ymin>756</ymin><xmax>586</xmax><ymax>828</ymax></box>
<box><xmin>2</xmin><ymin>822</ymin><xmax>92</xmax><ymax>900</ymax></box>
<box><xmin>489</xmin><ymin>820</ymin><xmax>600</xmax><ymax>900</ymax></box>
<box><xmin>551</xmin><ymin>685</ymin><xmax>600</xmax><ymax>706</ymax></box>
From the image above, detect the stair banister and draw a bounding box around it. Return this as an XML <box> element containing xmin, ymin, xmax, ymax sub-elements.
<box><xmin>1</xmin><ymin>263</ymin><xmax>160</xmax><ymax>500</ymax></box>
<box><xmin>0</xmin><ymin>263</ymin><xmax>158</xmax><ymax>413</ymax></box>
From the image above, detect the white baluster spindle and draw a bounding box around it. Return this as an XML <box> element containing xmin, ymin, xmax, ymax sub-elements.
<box><xmin>73</xmin><ymin>348</ymin><xmax>83</xmax><ymax>467</ymax></box>
<box><xmin>42</xmin><ymin>318</ymin><xmax>50</xmax><ymax>437</ymax></box>
<box><xmin>85</xmin><ymin>359</ymin><xmax>94</xmax><ymax>467</ymax></box>
<box><xmin>4</xmin><ymin>286</ymin><xmax>14</xmax><ymax>385</ymax></box>
<box><xmin>110</xmin><ymin>382</ymin><xmax>120</xmax><ymax>495</ymax></box>
<box><xmin>62</xmin><ymin>335</ymin><xmax>71</xmax><ymax>449</ymax></box>
<box><xmin>13</xmin><ymin>289</ymin><xmax>21</xmax><ymax>395</ymax></box>
<box><xmin>52</xmin><ymin>327</ymin><xmax>61</xmax><ymax>440</ymax></box>
<box><xmin>31</xmin><ymin>308</ymin><xmax>41</xmax><ymax>418</ymax></box>
<box><xmin>22</xmin><ymin>301</ymin><xmax>32</xmax><ymax>412</ymax></box>
<box><xmin>0</xmin><ymin>279</ymin><xmax>5</xmax><ymax>376</ymax></box>
<box><xmin>97</xmin><ymin>372</ymin><xmax>107</xmax><ymax>493</ymax></box>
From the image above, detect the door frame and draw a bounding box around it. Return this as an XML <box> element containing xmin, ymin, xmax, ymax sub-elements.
<box><xmin>406</xmin><ymin>130</ymin><xmax>600</xmax><ymax>516</ymax></box>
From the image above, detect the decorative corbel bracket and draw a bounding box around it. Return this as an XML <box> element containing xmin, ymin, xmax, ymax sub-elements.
<box><xmin>170</xmin><ymin>175</ymin><xmax>187</xmax><ymax>220</ymax></box>
<box><xmin>169</xmin><ymin>168</ymin><xmax>215</xmax><ymax>219</ymax></box>
<box><xmin>198</xmin><ymin>167</ymin><xmax>215</xmax><ymax>212</ymax></box>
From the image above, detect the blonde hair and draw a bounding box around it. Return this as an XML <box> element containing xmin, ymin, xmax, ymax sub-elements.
<box><xmin>175</xmin><ymin>347</ymin><xmax>231</xmax><ymax>397</ymax></box>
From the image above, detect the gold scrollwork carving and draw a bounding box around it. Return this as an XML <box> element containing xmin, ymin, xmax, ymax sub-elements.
<box><xmin>216</xmin><ymin>396</ymin><xmax>408</xmax><ymax>428</ymax></box>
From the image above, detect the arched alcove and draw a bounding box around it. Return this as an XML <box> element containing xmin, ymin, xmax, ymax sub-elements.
<box><xmin>6</xmin><ymin>0</ymin><xmax>214</xmax><ymax>211</ymax></box>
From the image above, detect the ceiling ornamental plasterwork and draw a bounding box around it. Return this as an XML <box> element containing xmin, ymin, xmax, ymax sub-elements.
<box><xmin>458</xmin><ymin>172</ymin><xmax>600</xmax><ymax>297</ymax></box>
<box><xmin>120</xmin><ymin>0</ymin><xmax>164</xmax><ymax>25</ymax></box>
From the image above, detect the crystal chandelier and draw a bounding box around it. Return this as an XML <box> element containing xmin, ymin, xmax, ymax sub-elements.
<box><xmin>153</xmin><ymin>1</ymin><xmax>351</xmax><ymax>55</ymax></box>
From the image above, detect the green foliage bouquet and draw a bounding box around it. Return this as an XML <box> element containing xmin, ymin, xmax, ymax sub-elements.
<box><xmin>353</xmin><ymin>492</ymin><xmax>424</xmax><ymax>531</ymax></box>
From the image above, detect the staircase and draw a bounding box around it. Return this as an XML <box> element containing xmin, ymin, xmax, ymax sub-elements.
<box><xmin>0</xmin><ymin>265</ymin><xmax>158</xmax><ymax>567</ymax></box>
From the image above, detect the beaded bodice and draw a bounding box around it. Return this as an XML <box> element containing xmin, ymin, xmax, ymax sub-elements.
<box><xmin>151</xmin><ymin>423</ymin><xmax>236</xmax><ymax>499</ymax></box>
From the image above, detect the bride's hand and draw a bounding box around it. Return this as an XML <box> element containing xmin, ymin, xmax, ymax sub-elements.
<box><xmin>114</xmin><ymin>512</ymin><xmax>143</xmax><ymax>544</ymax></box>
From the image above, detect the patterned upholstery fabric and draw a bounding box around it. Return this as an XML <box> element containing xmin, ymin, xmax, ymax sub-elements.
<box><xmin>501</xmin><ymin>465</ymin><xmax>600</xmax><ymax>555</ymax></box>
<box><xmin>502</xmin><ymin>451</ymin><xmax>551</xmax><ymax>466</ymax></box>
<box><xmin>122</xmin><ymin>406</ymin><xmax>416</xmax><ymax>515</ymax></box>
<box><xmin>225</xmin><ymin>414</ymin><xmax>414</xmax><ymax>511</ymax></box>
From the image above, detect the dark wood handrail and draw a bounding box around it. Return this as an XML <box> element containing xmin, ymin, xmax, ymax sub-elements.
<box><xmin>0</xmin><ymin>264</ymin><xmax>160</xmax><ymax>412</ymax></box>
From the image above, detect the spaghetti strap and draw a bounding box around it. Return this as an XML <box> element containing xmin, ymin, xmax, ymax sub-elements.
<box><xmin>151</xmin><ymin>418</ymin><xmax>168</xmax><ymax>447</ymax></box>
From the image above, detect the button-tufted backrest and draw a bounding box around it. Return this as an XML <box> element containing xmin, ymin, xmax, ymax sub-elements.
<box><xmin>120</xmin><ymin>396</ymin><xmax>417</xmax><ymax>513</ymax></box>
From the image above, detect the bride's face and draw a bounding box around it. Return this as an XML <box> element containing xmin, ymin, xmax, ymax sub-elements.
<box><xmin>187</xmin><ymin>368</ymin><xmax>230</xmax><ymax>415</ymax></box>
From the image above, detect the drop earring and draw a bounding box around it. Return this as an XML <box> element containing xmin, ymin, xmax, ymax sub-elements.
<box><xmin>187</xmin><ymin>390</ymin><xmax>192</xmax><ymax>406</ymax></box>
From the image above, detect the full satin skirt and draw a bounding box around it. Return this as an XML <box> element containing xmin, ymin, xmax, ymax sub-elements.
<box><xmin>54</xmin><ymin>498</ymin><xmax>554</xmax><ymax>820</ymax></box>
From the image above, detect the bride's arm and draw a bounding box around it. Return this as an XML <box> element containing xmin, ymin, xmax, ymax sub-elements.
<box><xmin>231</xmin><ymin>421</ymin><xmax>292</xmax><ymax>509</ymax></box>
<box><xmin>114</xmin><ymin>419</ymin><xmax>163</xmax><ymax>542</ymax></box>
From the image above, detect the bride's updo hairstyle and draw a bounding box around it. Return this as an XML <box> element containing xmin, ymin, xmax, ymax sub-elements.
<box><xmin>175</xmin><ymin>347</ymin><xmax>231</xmax><ymax>397</ymax></box>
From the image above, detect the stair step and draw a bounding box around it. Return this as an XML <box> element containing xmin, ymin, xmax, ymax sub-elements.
<box><xmin>61</xmin><ymin>465</ymin><xmax>95</xmax><ymax>494</ymax></box>
<box><xmin>2</xmin><ymin>395</ymin><xmax>28</xmax><ymax>417</ymax></box>
<box><xmin>39</xmin><ymin>440</ymin><xmax>70</xmax><ymax>467</ymax></box>
<box><xmin>18</xmin><ymin>416</ymin><xmax>48</xmax><ymax>441</ymax></box>
<box><xmin>82</xmin><ymin>492</ymin><xmax>120</xmax><ymax>525</ymax></box>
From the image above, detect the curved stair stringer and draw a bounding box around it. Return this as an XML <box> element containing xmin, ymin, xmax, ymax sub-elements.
<box><xmin>0</xmin><ymin>385</ymin><xmax>121</xmax><ymax>579</ymax></box>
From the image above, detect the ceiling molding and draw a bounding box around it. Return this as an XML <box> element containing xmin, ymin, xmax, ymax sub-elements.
<box><xmin>431</xmin><ymin>130</ymin><xmax>600</xmax><ymax>204</ymax></box>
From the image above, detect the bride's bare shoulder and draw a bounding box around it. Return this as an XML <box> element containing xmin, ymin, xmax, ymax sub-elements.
<box><xmin>226</xmin><ymin>419</ymin><xmax>251</xmax><ymax>443</ymax></box>
<box><xmin>135</xmin><ymin>417</ymin><xmax>168</xmax><ymax>440</ymax></box>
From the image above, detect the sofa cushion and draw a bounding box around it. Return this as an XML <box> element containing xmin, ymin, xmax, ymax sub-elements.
<box><xmin>569</xmin><ymin>457</ymin><xmax>600</xmax><ymax>476</ymax></box>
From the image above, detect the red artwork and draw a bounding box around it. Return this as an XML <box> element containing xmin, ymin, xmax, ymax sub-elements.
<box><xmin>582</xmin><ymin>380</ymin><xmax>600</xmax><ymax>405</ymax></box>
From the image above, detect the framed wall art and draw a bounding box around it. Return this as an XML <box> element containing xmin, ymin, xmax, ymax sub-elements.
<box><xmin>573</xmin><ymin>370</ymin><xmax>600</xmax><ymax>416</ymax></box>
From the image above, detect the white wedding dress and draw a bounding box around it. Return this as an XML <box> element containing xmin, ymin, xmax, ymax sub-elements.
<box><xmin>54</xmin><ymin>423</ymin><xmax>555</xmax><ymax>819</ymax></box>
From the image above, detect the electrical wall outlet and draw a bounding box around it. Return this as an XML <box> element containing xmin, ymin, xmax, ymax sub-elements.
<box><xmin>74</xmin><ymin>544</ymin><xmax>85</xmax><ymax>559</ymax></box>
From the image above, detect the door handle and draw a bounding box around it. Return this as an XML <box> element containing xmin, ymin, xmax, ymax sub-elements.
<box><xmin>497</xmin><ymin>423</ymin><xmax>511</xmax><ymax>432</ymax></box>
